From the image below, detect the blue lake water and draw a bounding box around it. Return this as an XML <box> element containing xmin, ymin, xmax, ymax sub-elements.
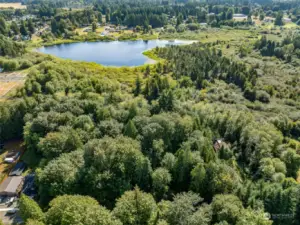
<box><xmin>36</xmin><ymin>40</ymin><xmax>194</xmax><ymax>67</ymax></box>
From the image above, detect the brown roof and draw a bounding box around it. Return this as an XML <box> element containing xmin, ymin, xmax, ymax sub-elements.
<box><xmin>0</xmin><ymin>176</ymin><xmax>23</xmax><ymax>196</ymax></box>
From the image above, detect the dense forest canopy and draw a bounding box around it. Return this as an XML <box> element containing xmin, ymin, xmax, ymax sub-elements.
<box><xmin>0</xmin><ymin>0</ymin><xmax>299</xmax><ymax>224</ymax></box>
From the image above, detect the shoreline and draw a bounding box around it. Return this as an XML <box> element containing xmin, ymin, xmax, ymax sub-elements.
<box><xmin>32</xmin><ymin>39</ymin><xmax>196</xmax><ymax>68</ymax></box>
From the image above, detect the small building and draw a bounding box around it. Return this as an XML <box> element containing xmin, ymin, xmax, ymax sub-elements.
<box><xmin>233</xmin><ymin>14</ymin><xmax>247</xmax><ymax>20</ymax></box>
<box><xmin>83</xmin><ymin>28</ymin><xmax>92</xmax><ymax>32</ymax></box>
<box><xmin>0</xmin><ymin>176</ymin><xmax>23</xmax><ymax>196</ymax></box>
<box><xmin>213</xmin><ymin>139</ymin><xmax>230</xmax><ymax>152</ymax></box>
<box><xmin>233</xmin><ymin>14</ymin><xmax>247</xmax><ymax>18</ymax></box>
<box><xmin>283</xmin><ymin>18</ymin><xmax>292</xmax><ymax>23</ymax></box>
<box><xmin>9</xmin><ymin>162</ymin><xmax>26</xmax><ymax>176</ymax></box>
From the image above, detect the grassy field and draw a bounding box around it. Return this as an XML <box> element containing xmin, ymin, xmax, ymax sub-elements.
<box><xmin>0</xmin><ymin>82</ymin><xmax>23</xmax><ymax>98</ymax></box>
<box><xmin>0</xmin><ymin>3</ymin><xmax>26</xmax><ymax>9</ymax></box>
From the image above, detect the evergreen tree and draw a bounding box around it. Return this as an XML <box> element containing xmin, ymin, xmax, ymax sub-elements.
<box><xmin>134</xmin><ymin>75</ymin><xmax>141</xmax><ymax>96</ymax></box>
<box><xmin>20</xmin><ymin>20</ymin><xmax>28</xmax><ymax>36</ymax></box>
<box><xmin>92</xmin><ymin>21</ymin><xmax>97</xmax><ymax>32</ymax></box>
<box><xmin>28</xmin><ymin>18</ymin><xmax>35</xmax><ymax>34</ymax></box>
<box><xmin>124</xmin><ymin>120</ymin><xmax>137</xmax><ymax>138</ymax></box>
<box><xmin>10</xmin><ymin>21</ymin><xmax>19</xmax><ymax>35</ymax></box>
<box><xmin>0</xmin><ymin>17</ymin><xmax>6</xmax><ymax>35</ymax></box>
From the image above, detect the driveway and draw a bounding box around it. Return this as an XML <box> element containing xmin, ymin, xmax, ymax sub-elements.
<box><xmin>0</xmin><ymin>204</ymin><xmax>22</xmax><ymax>225</ymax></box>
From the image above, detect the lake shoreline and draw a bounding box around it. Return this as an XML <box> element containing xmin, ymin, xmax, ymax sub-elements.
<box><xmin>35</xmin><ymin>40</ymin><xmax>195</xmax><ymax>67</ymax></box>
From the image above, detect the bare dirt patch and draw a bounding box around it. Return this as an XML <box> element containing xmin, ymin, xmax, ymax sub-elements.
<box><xmin>0</xmin><ymin>72</ymin><xmax>26</xmax><ymax>99</ymax></box>
<box><xmin>0</xmin><ymin>3</ymin><xmax>26</xmax><ymax>9</ymax></box>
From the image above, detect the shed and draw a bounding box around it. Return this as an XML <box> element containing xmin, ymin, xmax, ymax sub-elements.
<box><xmin>0</xmin><ymin>176</ymin><xmax>23</xmax><ymax>196</ymax></box>
<box><xmin>9</xmin><ymin>162</ymin><xmax>26</xmax><ymax>176</ymax></box>
<box><xmin>213</xmin><ymin>139</ymin><xmax>230</xmax><ymax>152</ymax></box>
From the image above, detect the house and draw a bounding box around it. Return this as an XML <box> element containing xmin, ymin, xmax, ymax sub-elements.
<box><xmin>213</xmin><ymin>139</ymin><xmax>229</xmax><ymax>152</ymax></box>
<box><xmin>83</xmin><ymin>28</ymin><xmax>92</xmax><ymax>32</ymax></box>
<box><xmin>9</xmin><ymin>162</ymin><xmax>26</xmax><ymax>176</ymax></box>
<box><xmin>263</xmin><ymin>18</ymin><xmax>274</xmax><ymax>23</ymax></box>
<box><xmin>233</xmin><ymin>14</ymin><xmax>247</xmax><ymax>20</ymax></box>
<box><xmin>283</xmin><ymin>18</ymin><xmax>292</xmax><ymax>23</ymax></box>
<box><xmin>233</xmin><ymin>13</ymin><xmax>247</xmax><ymax>18</ymax></box>
<box><xmin>0</xmin><ymin>176</ymin><xmax>23</xmax><ymax>196</ymax></box>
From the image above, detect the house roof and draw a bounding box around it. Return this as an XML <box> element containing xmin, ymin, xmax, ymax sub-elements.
<box><xmin>9</xmin><ymin>162</ymin><xmax>26</xmax><ymax>176</ymax></box>
<box><xmin>233</xmin><ymin>14</ymin><xmax>247</xmax><ymax>17</ymax></box>
<box><xmin>0</xmin><ymin>176</ymin><xmax>23</xmax><ymax>195</ymax></box>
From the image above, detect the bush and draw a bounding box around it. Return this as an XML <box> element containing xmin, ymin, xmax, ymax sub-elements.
<box><xmin>256</xmin><ymin>90</ymin><xmax>270</xmax><ymax>103</ymax></box>
<box><xmin>166</xmin><ymin>25</ymin><xmax>176</xmax><ymax>33</ymax></box>
<box><xmin>20</xmin><ymin>60</ymin><xmax>34</xmax><ymax>69</ymax></box>
<box><xmin>3</xmin><ymin>60</ymin><xmax>19</xmax><ymax>71</ymax></box>
<box><xmin>186</xmin><ymin>23</ymin><xmax>199</xmax><ymax>31</ymax></box>
<box><xmin>177</xmin><ymin>24</ymin><xmax>186</xmax><ymax>33</ymax></box>
<box><xmin>274</xmin><ymin>47</ymin><xmax>284</xmax><ymax>59</ymax></box>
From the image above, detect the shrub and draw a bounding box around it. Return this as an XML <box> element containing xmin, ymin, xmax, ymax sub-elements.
<box><xmin>20</xmin><ymin>60</ymin><xmax>33</xmax><ymax>69</ymax></box>
<box><xmin>3</xmin><ymin>60</ymin><xmax>19</xmax><ymax>71</ymax></box>
<box><xmin>256</xmin><ymin>90</ymin><xmax>270</xmax><ymax>103</ymax></box>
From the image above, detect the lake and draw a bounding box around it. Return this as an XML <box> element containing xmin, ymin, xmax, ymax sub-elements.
<box><xmin>36</xmin><ymin>40</ymin><xmax>194</xmax><ymax>67</ymax></box>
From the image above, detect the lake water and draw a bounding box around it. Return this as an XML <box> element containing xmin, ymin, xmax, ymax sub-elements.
<box><xmin>36</xmin><ymin>40</ymin><xmax>194</xmax><ymax>67</ymax></box>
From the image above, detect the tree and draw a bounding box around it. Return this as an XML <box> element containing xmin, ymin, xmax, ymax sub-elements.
<box><xmin>124</xmin><ymin>120</ymin><xmax>138</xmax><ymax>138</ymax></box>
<box><xmin>83</xmin><ymin>136</ymin><xmax>152</xmax><ymax>207</ymax></box>
<box><xmin>51</xmin><ymin>19</ymin><xmax>58</xmax><ymax>34</ymax></box>
<box><xmin>10</xmin><ymin>21</ymin><xmax>19</xmax><ymax>35</ymax></box>
<box><xmin>191</xmin><ymin>162</ymin><xmax>241</xmax><ymax>201</ymax></box>
<box><xmin>152</xmin><ymin>167</ymin><xmax>172</xmax><ymax>199</ymax></box>
<box><xmin>161</xmin><ymin>153</ymin><xmax>176</xmax><ymax>171</ymax></box>
<box><xmin>113</xmin><ymin>187</ymin><xmax>158</xmax><ymax>225</ymax></box>
<box><xmin>236</xmin><ymin>209</ymin><xmax>272</xmax><ymax>225</ymax></box>
<box><xmin>20</xmin><ymin>20</ymin><xmax>28</xmax><ymax>36</ymax></box>
<box><xmin>211</xmin><ymin>194</ymin><xmax>243</xmax><ymax>224</ymax></box>
<box><xmin>134</xmin><ymin>75</ymin><xmax>141</xmax><ymax>96</ymax></box>
<box><xmin>106</xmin><ymin>8</ymin><xmax>110</xmax><ymax>23</ymax></box>
<box><xmin>37</xmin><ymin>150</ymin><xmax>84</xmax><ymax>205</ymax></box>
<box><xmin>92</xmin><ymin>21</ymin><xmax>97</xmax><ymax>32</ymax></box>
<box><xmin>25</xmin><ymin>219</ymin><xmax>45</xmax><ymax>225</ymax></box>
<box><xmin>159</xmin><ymin>90</ymin><xmax>175</xmax><ymax>111</ymax></box>
<box><xmin>188</xmin><ymin>204</ymin><xmax>212</xmax><ymax>225</ymax></box>
<box><xmin>19</xmin><ymin>194</ymin><xmax>44</xmax><ymax>223</ymax></box>
<box><xmin>176</xmin><ymin>13</ymin><xmax>183</xmax><ymax>26</ymax></box>
<box><xmin>46</xmin><ymin>195</ymin><xmax>121</xmax><ymax>225</ymax></box>
<box><xmin>0</xmin><ymin>17</ymin><xmax>6</xmax><ymax>35</ymax></box>
<box><xmin>37</xmin><ymin>128</ymin><xmax>82</xmax><ymax>159</ymax></box>
<box><xmin>28</xmin><ymin>18</ymin><xmax>35</xmax><ymax>34</ymax></box>
<box><xmin>226</xmin><ymin>8</ymin><xmax>234</xmax><ymax>20</ymax></box>
<box><xmin>166</xmin><ymin>192</ymin><xmax>203</xmax><ymax>225</ymax></box>
<box><xmin>274</xmin><ymin>12</ymin><xmax>283</xmax><ymax>26</ymax></box>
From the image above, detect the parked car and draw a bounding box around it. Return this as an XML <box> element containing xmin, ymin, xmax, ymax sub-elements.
<box><xmin>7</xmin><ymin>197</ymin><xmax>15</xmax><ymax>205</ymax></box>
<box><xmin>4</xmin><ymin>151</ymin><xmax>20</xmax><ymax>163</ymax></box>
<box><xmin>0</xmin><ymin>196</ymin><xmax>5</xmax><ymax>203</ymax></box>
<box><xmin>6</xmin><ymin>208</ymin><xmax>17</xmax><ymax>214</ymax></box>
